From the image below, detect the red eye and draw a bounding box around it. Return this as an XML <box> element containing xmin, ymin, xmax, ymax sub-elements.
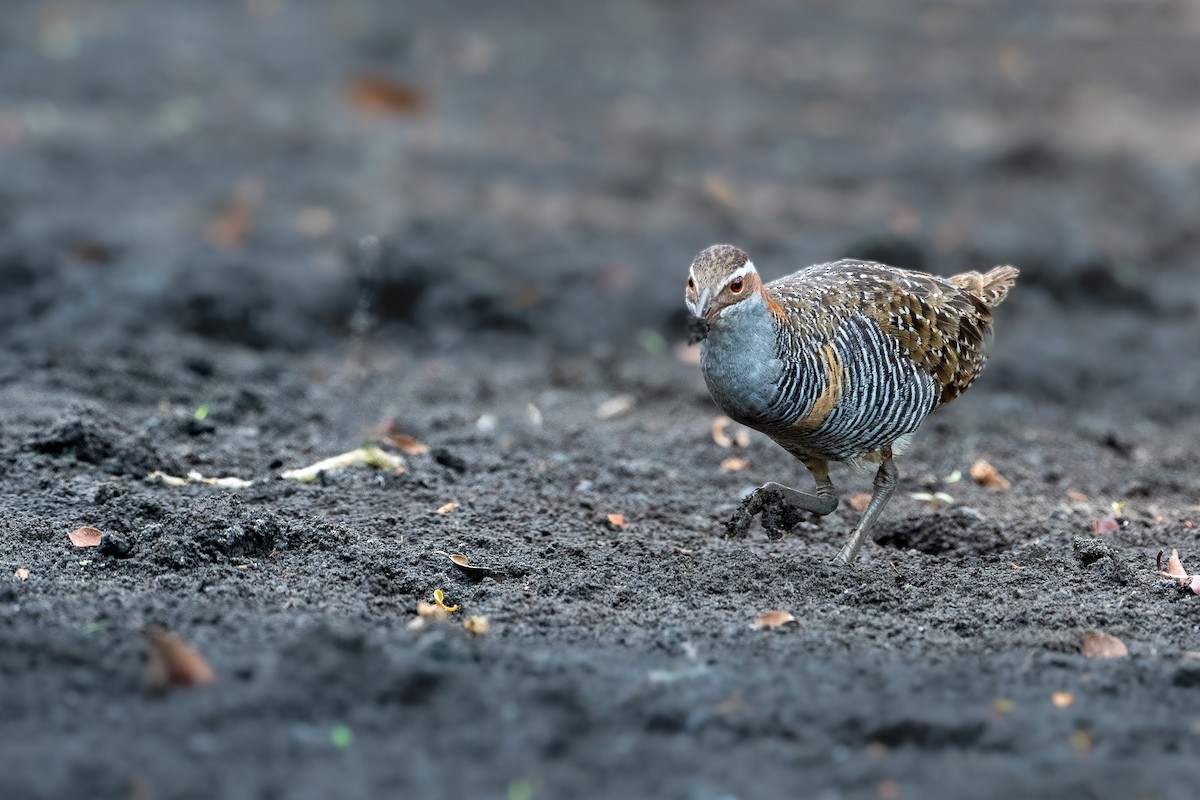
<box><xmin>730</xmin><ymin>277</ymin><xmax>744</xmax><ymax>293</ymax></box>
<box><xmin>687</xmin><ymin>277</ymin><xmax>695</xmax><ymax>290</ymax></box>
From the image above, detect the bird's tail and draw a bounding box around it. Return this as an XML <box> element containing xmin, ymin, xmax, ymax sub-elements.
<box><xmin>949</xmin><ymin>265</ymin><xmax>1019</xmax><ymax>308</ymax></box>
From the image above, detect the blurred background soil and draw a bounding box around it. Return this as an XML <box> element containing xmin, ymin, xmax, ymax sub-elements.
<box><xmin>2</xmin><ymin>1</ymin><xmax>1200</xmax><ymax>798</ymax></box>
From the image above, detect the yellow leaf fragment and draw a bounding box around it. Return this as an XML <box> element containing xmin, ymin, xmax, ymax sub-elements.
<box><xmin>754</xmin><ymin>610</ymin><xmax>798</xmax><ymax>630</ymax></box>
<box><xmin>1081</xmin><ymin>631</ymin><xmax>1128</xmax><ymax>659</ymax></box>
<box><xmin>970</xmin><ymin>459</ymin><xmax>1011</xmax><ymax>490</ymax></box>
<box><xmin>434</xmin><ymin>588</ymin><xmax>459</xmax><ymax>613</ymax></box>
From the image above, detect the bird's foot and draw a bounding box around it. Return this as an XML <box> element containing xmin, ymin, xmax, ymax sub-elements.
<box><xmin>725</xmin><ymin>483</ymin><xmax>836</xmax><ymax>541</ymax></box>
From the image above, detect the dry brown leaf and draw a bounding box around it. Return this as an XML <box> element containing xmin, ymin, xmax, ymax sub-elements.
<box><xmin>970</xmin><ymin>459</ymin><xmax>1011</xmax><ymax>490</ymax></box>
<box><xmin>702</xmin><ymin>173</ymin><xmax>736</xmax><ymax>208</ymax></box>
<box><xmin>754</xmin><ymin>610</ymin><xmax>798</xmax><ymax>630</ymax></box>
<box><xmin>380</xmin><ymin>422</ymin><xmax>430</xmax><ymax>455</ymax></box>
<box><xmin>675</xmin><ymin>343</ymin><xmax>701</xmax><ymax>366</ymax></box>
<box><xmin>596</xmin><ymin>394</ymin><xmax>636</xmax><ymax>420</ymax></box>
<box><xmin>711</xmin><ymin>417</ymin><xmax>750</xmax><ymax>448</ymax></box>
<box><xmin>1066</xmin><ymin>490</ymin><xmax>1088</xmax><ymax>503</ymax></box>
<box><xmin>1159</xmin><ymin>548</ymin><xmax>1190</xmax><ymax>580</ymax></box>
<box><xmin>606</xmin><ymin>513</ymin><xmax>627</xmax><ymax>529</ymax></box>
<box><xmin>440</xmin><ymin>551</ymin><xmax>507</xmax><ymax>580</ymax></box>
<box><xmin>1051</xmin><ymin>692</ymin><xmax>1074</xmax><ymax>708</ymax></box>
<box><xmin>345</xmin><ymin>74</ymin><xmax>429</xmax><ymax>116</ymax></box>
<box><xmin>143</xmin><ymin>627</ymin><xmax>216</xmax><ymax>690</ymax></box>
<box><xmin>463</xmin><ymin>616</ymin><xmax>490</xmax><ymax>635</ymax></box>
<box><xmin>416</xmin><ymin>600</ymin><xmax>445</xmax><ymax>620</ymax></box>
<box><xmin>68</xmin><ymin>526</ymin><xmax>102</xmax><ymax>548</ymax></box>
<box><xmin>1080</xmin><ymin>631</ymin><xmax>1128</xmax><ymax>659</ymax></box>
<box><xmin>1092</xmin><ymin>518</ymin><xmax>1119</xmax><ymax>534</ymax></box>
<box><xmin>435</xmin><ymin>502</ymin><xmax>456</xmax><ymax>515</ymax></box>
<box><xmin>13</xmin><ymin>568</ymin><xmax>30</xmax><ymax>580</ymax></box>
<box><xmin>720</xmin><ymin>457</ymin><xmax>749</xmax><ymax>473</ymax></box>
<box><xmin>849</xmin><ymin>493</ymin><xmax>872</xmax><ymax>513</ymax></box>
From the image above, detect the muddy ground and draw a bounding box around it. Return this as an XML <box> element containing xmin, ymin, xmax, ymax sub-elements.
<box><xmin>3</xmin><ymin>1</ymin><xmax>1200</xmax><ymax>798</ymax></box>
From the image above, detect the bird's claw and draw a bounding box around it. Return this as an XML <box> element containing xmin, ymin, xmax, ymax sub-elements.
<box><xmin>725</xmin><ymin>487</ymin><xmax>806</xmax><ymax>541</ymax></box>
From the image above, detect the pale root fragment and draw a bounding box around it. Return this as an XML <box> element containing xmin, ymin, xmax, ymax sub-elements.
<box><xmin>281</xmin><ymin>445</ymin><xmax>405</xmax><ymax>482</ymax></box>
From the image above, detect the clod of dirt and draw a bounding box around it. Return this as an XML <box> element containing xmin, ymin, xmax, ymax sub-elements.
<box><xmin>1081</xmin><ymin>631</ymin><xmax>1128</xmax><ymax>659</ymax></box>
<box><xmin>144</xmin><ymin>626</ymin><xmax>216</xmax><ymax>690</ymax></box>
<box><xmin>67</xmin><ymin>526</ymin><xmax>103</xmax><ymax>548</ymax></box>
<box><xmin>98</xmin><ymin>531</ymin><xmax>135</xmax><ymax>558</ymax></box>
<box><xmin>432</xmin><ymin>448</ymin><xmax>468</xmax><ymax>473</ymax></box>
<box><xmin>144</xmin><ymin>496</ymin><xmax>280</xmax><ymax>568</ymax></box>
<box><xmin>874</xmin><ymin>507</ymin><xmax>1006</xmax><ymax>556</ymax></box>
<box><xmin>27</xmin><ymin>405</ymin><xmax>170</xmax><ymax>476</ymax></box>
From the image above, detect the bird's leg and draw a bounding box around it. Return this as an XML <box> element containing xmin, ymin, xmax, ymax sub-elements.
<box><xmin>833</xmin><ymin>451</ymin><xmax>898</xmax><ymax>566</ymax></box>
<box><xmin>726</xmin><ymin>458</ymin><xmax>839</xmax><ymax>541</ymax></box>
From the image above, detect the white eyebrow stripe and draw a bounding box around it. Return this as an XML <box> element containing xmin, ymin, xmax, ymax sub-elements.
<box><xmin>726</xmin><ymin>262</ymin><xmax>758</xmax><ymax>285</ymax></box>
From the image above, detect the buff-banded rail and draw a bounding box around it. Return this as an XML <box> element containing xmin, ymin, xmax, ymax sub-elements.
<box><xmin>685</xmin><ymin>244</ymin><xmax>1018</xmax><ymax>565</ymax></box>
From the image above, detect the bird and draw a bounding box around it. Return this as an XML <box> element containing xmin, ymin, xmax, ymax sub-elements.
<box><xmin>685</xmin><ymin>244</ymin><xmax>1018</xmax><ymax>565</ymax></box>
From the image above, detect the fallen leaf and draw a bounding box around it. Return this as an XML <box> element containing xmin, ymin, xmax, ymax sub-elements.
<box><xmin>606</xmin><ymin>513</ymin><xmax>627</xmax><ymax>529</ymax></box>
<box><xmin>675</xmin><ymin>343</ymin><xmax>701</xmax><ymax>366</ymax></box>
<box><xmin>68</xmin><ymin>526</ymin><xmax>102</xmax><ymax>547</ymax></box>
<box><xmin>416</xmin><ymin>600</ymin><xmax>445</xmax><ymax>620</ymax></box>
<box><xmin>1190</xmin><ymin>576</ymin><xmax>1200</xmax><ymax>596</ymax></box>
<box><xmin>435</xmin><ymin>502</ymin><xmax>456</xmax><ymax>515</ymax></box>
<box><xmin>463</xmin><ymin>616</ymin><xmax>490</xmax><ymax>635</ymax></box>
<box><xmin>1158</xmin><ymin>548</ymin><xmax>1190</xmax><ymax>581</ymax></box>
<box><xmin>754</xmin><ymin>610</ymin><xmax>798</xmax><ymax>630</ymax></box>
<box><xmin>143</xmin><ymin>627</ymin><xmax>216</xmax><ymax>690</ymax></box>
<box><xmin>380</xmin><ymin>422</ymin><xmax>430</xmax><ymax>455</ymax></box>
<box><xmin>1051</xmin><ymin>692</ymin><xmax>1074</xmax><ymax>708</ymax></box>
<box><xmin>296</xmin><ymin>206</ymin><xmax>335</xmax><ymax>238</ymax></box>
<box><xmin>345</xmin><ymin>74</ymin><xmax>429</xmax><ymax>116</ymax></box>
<box><xmin>712</xmin><ymin>416</ymin><xmax>750</xmax><ymax>449</ymax></box>
<box><xmin>849</xmin><ymin>493</ymin><xmax>872</xmax><ymax>512</ymax></box>
<box><xmin>596</xmin><ymin>394</ymin><xmax>636</xmax><ymax>420</ymax></box>
<box><xmin>970</xmin><ymin>459</ymin><xmax>1011</xmax><ymax>490</ymax></box>
<box><xmin>720</xmin><ymin>457</ymin><xmax>749</xmax><ymax>473</ymax></box>
<box><xmin>434</xmin><ymin>588</ymin><xmax>459</xmax><ymax>613</ymax></box>
<box><xmin>1092</xmin><ymin>518</ymin><xmax>1119</xmax><ymax>534</ymax></box>
<box><xmin>1080</xmin><ymin>631</ymin><xmax>1128</xmax><ymax>659</ymax></box>
<box><xmin>702</xmin><ymin>173</ymin><xmax>736</xmax><ymax>208</ymax></box>
<box><xmin>13</xmin><ymin>568</ymin><xmax>30</xmax><ymax>580</ymax></box>
<box><xmin>1066</xmin><ymin>490</ymin><xmax>1089</xmax><ymax>503</ymax></box>
<box><xmin>440</xmin><ymin>551</ymin><xmax>507</xmax><ymax>579</ymax></box>
<box><xmin>207</xmin><ymin>180</ymin><xmax>261</xmax><ymax>250</ymax></box>
<box><xmin>1010</xmin><ymin>563</ymin><xmax>1026</xmax><ymax>570</ymax></box>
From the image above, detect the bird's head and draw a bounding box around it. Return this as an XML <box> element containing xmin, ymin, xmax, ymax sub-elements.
<box><xmin>685</xmin><ymin>244</ymin><xmax>762</xmax><ymax>342</ymax></box>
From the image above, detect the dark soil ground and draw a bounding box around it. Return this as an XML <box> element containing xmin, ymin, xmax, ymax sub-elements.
<box><xmin>3</xmin><ymin>1</ymin><xmax>1200</xmax><ymax>798</ymax></box>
